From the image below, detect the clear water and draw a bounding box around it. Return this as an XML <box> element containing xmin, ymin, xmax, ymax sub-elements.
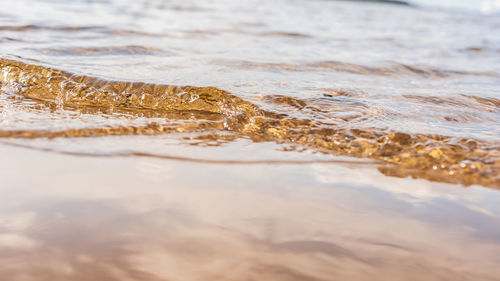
<box><xmin>0</xmin><ymin>0</ymin><xmax>499</xmax><ymax>280</ymax></box>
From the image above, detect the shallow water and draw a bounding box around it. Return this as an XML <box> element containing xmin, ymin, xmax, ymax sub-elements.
<box><xmin>0</xmin><ymin>0</ymin><xmax>500</xmax><ymax>280</ymax></box>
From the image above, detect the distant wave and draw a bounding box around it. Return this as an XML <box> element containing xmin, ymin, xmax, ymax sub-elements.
<box><xmin>408</xmin><ymin>0</ymin><xmax>500</xmax><ymax>14</ymax></box>
<box><xmin>341</xmin><ymin>0</ymin><xmax>500</xmax><ymax>14</ymax></box>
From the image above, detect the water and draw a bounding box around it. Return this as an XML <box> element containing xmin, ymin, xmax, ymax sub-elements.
<box><xmin>0</xmin><ymin>0</ymin><xmax>500</xmax><ymax>280</ymax></box>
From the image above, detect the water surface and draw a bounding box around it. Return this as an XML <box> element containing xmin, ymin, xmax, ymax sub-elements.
<box><xmin>0</xmin><ymin>0</ymin><xmax>499</xmax><ymax>279</ymax></box>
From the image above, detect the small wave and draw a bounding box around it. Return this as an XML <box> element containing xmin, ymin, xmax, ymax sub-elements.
<box><xmin>407</xmin><ymin>0</ymin><xmax>500</xmax><ymax>14</ymax></box>
<box><xmin>1</xmin><ymin>57</ymin><xmax>499</xmax><ymax>188</ymax></box>
<box><xmin>36</xmin><ymin>46</ymin><xmax>166</xmax><ymax>56</ymax></box>
<box><xmin>0</xmin><ymin>25</ymin><xmax>99</xmax><ymax>32</ymax></box>
<box><xmin>215</xmin><ymin>59</ymin><xmax>498</xmax><ymax>79</ymax></box>
<box><xmin>342</xmin><ymin>0</ymin><xmax>500</xmax><ymax>14</ymax></box>
<box><xmin>402</xmin><ymin>94</ymin><xmax>500</xmax><ymax>115</ymax></box>
<box><xmin>337</xmin><ymin>0</ymin><xmax>410</xmax><ymax>6</ymax></box>
<box><xmin>0</xmin><ymin>140</ymin><xmax>376</xmax><ymax>165</ymax></box>
<box><xmin>0</xmin><ymin>24</ymin><xmax>163</xmax><ymax>37</ymax></box>
<box><xmin>0</xmin><ymin>121</ymin><xmax>224</xmax><ymax>139</ymax></box>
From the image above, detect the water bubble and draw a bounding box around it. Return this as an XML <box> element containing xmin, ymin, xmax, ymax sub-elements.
<box><xmin>189</xmin><ymin>94</ymin><xmax>199</xmax><ymax>103</ymax></box>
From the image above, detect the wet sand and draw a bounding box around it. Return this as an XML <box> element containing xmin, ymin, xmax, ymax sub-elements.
<box><xmin>1</xmin><ymin>142</ymin><xmax>500</xmax><ymax>281</ymax></box>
